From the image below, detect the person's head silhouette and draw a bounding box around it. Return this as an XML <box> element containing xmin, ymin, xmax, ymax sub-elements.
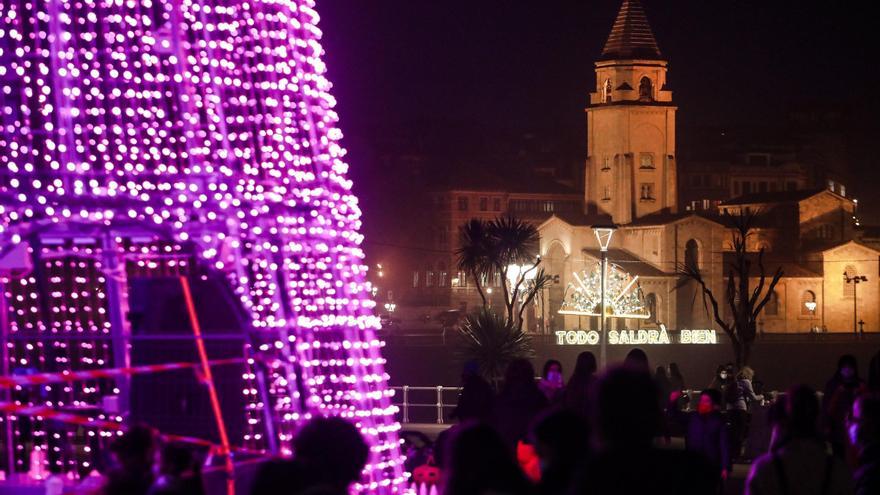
<box><xmin>294</xmin><ymin>416</ymin><xmax>370</xmax><ymax>487</ymax></box>
<box><xmin>594</xmin><ymin>366</ymin><xmax>660</xmax><ymax>449</ymax></box>
<box><xmin>623</xmin><ymin>348</ymin><xmax>649</xmax><ymax>373</ymax></box>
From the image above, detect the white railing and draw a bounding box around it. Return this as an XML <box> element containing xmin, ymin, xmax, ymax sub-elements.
<box><xmin>391</xmin><ymin>386</ymin><xmax>791</xmax><ymax>424</ymax></box>
<box><xmin>391</xmin><ymin>386</ymin><xmax>461</xmax><ymax>424</ymax></box>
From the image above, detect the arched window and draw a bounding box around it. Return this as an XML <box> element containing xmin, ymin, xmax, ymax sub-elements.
<box><xmin>685</xmin><ymin>239</ymin><xmax>700</xmax><ymax>272</ymax></box>
<box><xmin>844</xmin><ymin>265</ymin><xmax>856</xmax><ymax>297</ymax></box>
<box><xmin>764</xmin><ymin>290</ymin><xmax>779</xmax><ymax>316</ymax></box>
<box><xmin>801</xmin><ymin>290</ymin><xmax>816</xmax><ymax>315</ymax></box>
<box><xmin>603</xmin><ymin>79</ymin><xmax>613</xmax><ymax>103</ymax></box>
<box><xmin>645</xmin><ymin>293</ymin><xmax>657</xmax><ymax>323</ymax></box>
<box><xmin>639</xmin><ymin>76</ymin><xmax>653</xmax><ymax>101</ymax></box>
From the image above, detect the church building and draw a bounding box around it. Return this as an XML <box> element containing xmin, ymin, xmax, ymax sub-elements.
<box><xmin>538</xmin><ymin>0</ymin><xmax>872</xmax><ymax>334</ymax></box>
<box><xmin>401</xmin><ymin>0</ymin><xmax>872</xmax><ymax>335</ymax></box>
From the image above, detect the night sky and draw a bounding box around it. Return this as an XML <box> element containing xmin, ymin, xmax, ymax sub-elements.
<box><xmin>319</xmin><ymin>1</ymin><xmax>880</xmax><ymax>228</ymax></box>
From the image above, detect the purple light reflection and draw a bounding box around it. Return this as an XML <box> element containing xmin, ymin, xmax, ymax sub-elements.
<box><xmin>0</xmin><ymin>0</ymin><xmax>407</xmax><ymax>491</ymax></box>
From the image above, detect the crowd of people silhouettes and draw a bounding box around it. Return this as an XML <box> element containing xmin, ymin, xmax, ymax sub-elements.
<box><xmin>93</xmin><ymin>349</ymin><xmax>880</xmax><ymax>495</ymax></box>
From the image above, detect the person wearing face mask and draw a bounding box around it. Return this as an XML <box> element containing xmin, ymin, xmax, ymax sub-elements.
<box><xmin>709</xmin><ymin>364</ymin><xmax>734</xmax><ymax>410</ymax></box>
<box><xmin>538</xmin><ymin>359</ymin><xmax>565</xmax><ymax>404</ymax></box>
<box><xmin>849</xmin><ymin>393</ymin><xmax>880</xmax><ymax>495</ymax></box>
<box><xmin>824</xmin><ymin>355</ymin><xmax>866</xmax><ymax>459</ymax></box>
<box><xmin>682</xmin><ymin>389</ymin><xmax>730</xmax><ymax>488</ymax></box>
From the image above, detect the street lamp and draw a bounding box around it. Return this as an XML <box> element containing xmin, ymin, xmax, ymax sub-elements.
<box><xmin>804</xmin><ymin>300</ymin><xmax>817</xmax><ymax>333</ymax></box>
<box><xmin>592</xmin><ymin>224</ymin><xmax>616</xmax><ymax>369</ymax></box>
<box><xmin>844</xmin><ymin>271</ymin><xmax>868</xmax><ymax>334</ymax></box>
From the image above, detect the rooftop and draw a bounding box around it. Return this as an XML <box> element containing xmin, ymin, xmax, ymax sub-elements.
<box><xmin>721</xmin><ymin>252</ymin><xmax>821</xmax><ymax>278</ymax></box>
<box><xmin>582</xmin><ymin>247</ymin><xmax>667</xmax><ymax>277</ymax></box>
<box><xmin>600</xmin><ymin>0</ymin><xmax>663</xmax><ymax>61</ymax></box>
<box><xmin>718</xmin><ymin>189</ymin><xmax>827</xmax><ymax>207</ymax></box>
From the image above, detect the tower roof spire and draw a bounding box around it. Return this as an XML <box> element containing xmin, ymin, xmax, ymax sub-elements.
<box><xmin>601</xmin><ymin>0</ymin><xmax>662</xmax><ymax>61</ymax></box>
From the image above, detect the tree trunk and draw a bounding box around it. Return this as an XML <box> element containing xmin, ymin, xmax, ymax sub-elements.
<box><xmin>731</xmin><ymin>338</ymin><xmax>751</xmax><ymax>369</ymax></box>
<box><xmin>733</xmin><ymin>342</ymin><xmax>743</xmax><ymax>369</ymax></box>
<box><xmin>741</xmin><ymin>341</ymin><xmax>751</xmax><ymax>368</ymax></box>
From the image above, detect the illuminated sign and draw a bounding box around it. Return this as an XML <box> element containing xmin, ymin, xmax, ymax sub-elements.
<box><xmin>554</xmin><ymin>325</ymin><xmax>717</xmax><ymax>346</ymax></box>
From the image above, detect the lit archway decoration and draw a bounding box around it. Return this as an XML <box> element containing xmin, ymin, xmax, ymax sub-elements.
<box><xmin>0</xmin><ymin>0</ymin><xmax>406</xmax><ymax>492</ymax></box>
<box><xmin>558</xmin><ymin>263</ymin><xmax>650</xmax><ymax>319</ymax></box>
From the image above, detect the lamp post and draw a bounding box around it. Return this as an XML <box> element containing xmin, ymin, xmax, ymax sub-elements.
<box><xmin>592</xmin><ymin>224</ymin><xmax>617</xmax><ymax>369</ymax></box>
<box><xmin>844</xmin><ymin>271</ymin><xmax>868</xmax><ymax>334</ymax></box>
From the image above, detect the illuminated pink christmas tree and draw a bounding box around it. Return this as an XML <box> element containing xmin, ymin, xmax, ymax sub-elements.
<box><xmin>0</xmin><ymin>0</ymin><xmax>406</xmax><ymax>491</ymax></box>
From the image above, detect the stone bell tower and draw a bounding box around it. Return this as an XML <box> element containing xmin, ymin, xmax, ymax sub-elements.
<box><xmin>585</xmin><ymin>0</ymin><xmax>677</xmax><ymax>224</ymax></box>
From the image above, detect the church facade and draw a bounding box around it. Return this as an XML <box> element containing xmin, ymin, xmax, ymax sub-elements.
<box><xmin>538</xmin><ymin>0</ymin><xmax>874</xmax><ymax>334</ymax></box>
<box><xmin>399</xmin><ymin>0</ymin><xmax>873</xmax><ymax>335</ymax></box>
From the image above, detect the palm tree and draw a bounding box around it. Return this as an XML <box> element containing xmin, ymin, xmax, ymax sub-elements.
<box><xmin>456</xmin><ymin>215</ymin><xmax>552</xmax><ymax>331</ymax></box>
<box><xmin>456</xmin><ymin>218</ymin><xmax>493</xmax><ymax>306</ymax></box>
<box><xmin>458</xmin><ymin>308</ymin><xmax>534</xmax><ymax>384</ymax></box>
<box><xmin>490</xmin><ymin>216</ymin><xmax>545</xmax><ymax>328</ymax></box>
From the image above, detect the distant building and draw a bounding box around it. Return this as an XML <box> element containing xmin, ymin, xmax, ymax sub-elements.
<box><xmin>404</xmin><ymin>172</ymin><xmax>584</xmax><ymax>311</ymax></box>
<box><xmin>394</xmin><ymin>0</ymin><xmax>872</xmax><ymax>334</ymax></box>
<box><xmin>538</xmin><ymin>0</ymin><xmax>868</xmax><ymax>334</ymax></box>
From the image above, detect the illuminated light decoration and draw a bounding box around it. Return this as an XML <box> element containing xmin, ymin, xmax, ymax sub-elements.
<box><xmin>554</xmin><ymin>326</ymin><xmax>718</xmax><ymax>345</ymax></box>
<box><xmin>0</xmin><ymin>0</ymin><xmax>407</xmax><ymax>491</ymax></box>
<box><xmin>558</xmin><ymin>264</ymin><xmax>650</xmax><ymax>319</ymax></box>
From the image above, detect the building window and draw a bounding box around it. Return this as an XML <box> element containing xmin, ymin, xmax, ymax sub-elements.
<box><xmin>639</xmin><ymin>153</ymin><xmax>654</xmax><ymax>169</ymax></box>
<box><xmin>844</xmin><ymin>265</ymin><xmax>856</xmax><ymax>298</ymax></box>
<box><xmin>458</xmin><ymin>197</ymin><xmax>469</xmax><ymax>211</ymax></box>
<box><xmin>801</xmin><ymin>290</ymin><xmax>816</xmax><ymax>316</ymax></box>
<box><xmin>602</xmin><ymin>156</ymin><xmax>611</xmax><ymax>171</ymax></box>
<box><xmin>479</xmin><ymin>197</ymin><xmax>488</xmax><ymax>211</ymax></box>
<box><xmin>764</xmin><ymin>291</ymin><xmax>779</xmax><ymax>316</ymax></box>
<box><xmin>640</xmin><ymin>183</ymin><xmax>655</xmax><ymax>200</ymax></box>
<box><xmin>437</xmin><ymin>262</ymin><xmax>448</xmax><ymax>287</ymax></box>
<box><xmin>817</xmin><ymin>224</ymin><xmax>835</xmax><ymax>240</ymax></box>
<box><xmin>493</xmin><ymin>198</ymin><xmax>502</xmax><ymax>211</ymax></box>
<box><xmin>452</xmin><ymin>271</ymin><xmax>467</xmax><ymax>287</ymax></box>
<box><xmin>646</xmin><ymin>293</ymin><xmax>657</xmax><ymax>323</ymax></box>
<box><xmin>602</xmin><ymin>185</ymin><xmax>611</xmax><ymax>201</ymax></box>
<box><xmin>841</xmin><ymin>185</ymin><xmax>846</xmax><ymax>197</ymax></box>
<box><xmin>425</xmin><ymin>270</ymin><xmax>434</xmax><ymax>288</ymax></box>
<box><xmin>639</xmin><ymin>76</ymin><xmax>653</xmax><ymax>101</ymax></box>
<box><xmin>685</xmin><ymin>239</ymin><xmax>700</xmax><ymax>272</ymax></box>
<box><xmin>412</xmin><ymin>271</ymin><xmax>419</xmax><ymax>288</ymax></box>
<box><xmin>603</xmin><ymin>79</ymin><xmax>613</xmax><ymax>103</ymax></box>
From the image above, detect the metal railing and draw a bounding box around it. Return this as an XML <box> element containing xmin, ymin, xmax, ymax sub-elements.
<box><xmin>391</xmin><ymin>386</ymin><xmax>461</xmax><ymax>424</ymax></box>
<box><xmin>391</xmin><ymin>385</ymin><xmax>798</xmax><ymax>425</ymax></box>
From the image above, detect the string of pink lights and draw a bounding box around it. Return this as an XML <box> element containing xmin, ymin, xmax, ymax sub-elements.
<box><xmin>0</xmin><ymin>0</ymin><xmax>407</xmax><ymax>491</ymax></box>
